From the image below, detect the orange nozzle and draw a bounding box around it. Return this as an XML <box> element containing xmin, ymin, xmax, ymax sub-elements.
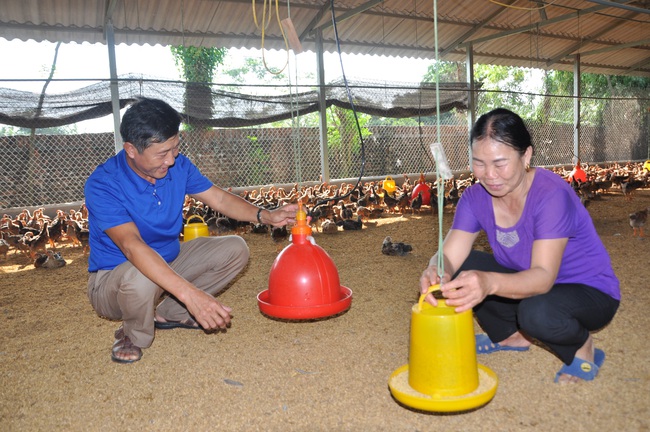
<box><xmin>292</xmin><ymin>204</ymin><xmax>312</xmax><ymax>236</ymax></box>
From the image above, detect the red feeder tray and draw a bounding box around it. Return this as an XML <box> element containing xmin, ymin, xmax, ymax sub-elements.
<box><xmin>257</xmin><ymin>207</ymin><xmax>352</xmax><ymax>320</ymax></box>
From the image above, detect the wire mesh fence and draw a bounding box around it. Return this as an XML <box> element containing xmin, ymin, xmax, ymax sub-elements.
<box><xmin>0</xmin><ymin>78</ymin><xmax>648</xmax><ymax>211</ymax></box>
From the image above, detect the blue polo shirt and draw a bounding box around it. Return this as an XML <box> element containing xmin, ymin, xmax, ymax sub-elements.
<box><xmin>84</xmin><ymin>150</ymin><xmax>213</xmax><ymax>272</ymax></box>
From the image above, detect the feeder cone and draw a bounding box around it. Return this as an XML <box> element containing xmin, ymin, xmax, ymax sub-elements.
<box><xmin>388</xmin><ymin>286</ymin><xmax>497</xmax><ymax>413</ymax></box>
<box><xmin>569</xmin><ymin>160</ymin><xmax>587</xmax><ymax>183</ymax></box>
<box><xmin>257</xmin><ymin>205</ymin><xmax>352</xmax><ymax>320</ymax></box>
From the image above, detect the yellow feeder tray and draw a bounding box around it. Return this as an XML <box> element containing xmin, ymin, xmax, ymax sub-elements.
<box><xmin>388</xmin><ymin>363</ymin><xmax>498</xmax><ymax>413</ymax></box>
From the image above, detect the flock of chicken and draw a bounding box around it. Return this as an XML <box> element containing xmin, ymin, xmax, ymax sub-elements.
<box><xmin>0</xmin><ymin>206</ymin><xmax>89</xmax><ymax>267</ymax></box>
<box><xmin>1</xmin><ymin>161</ymin><xmax>648</xmax><ymax>267</ymax></box>
<box><xmin>552</xmin><ymin>161</ymin><xmax>650</xmax><ymax>237</ymax></box>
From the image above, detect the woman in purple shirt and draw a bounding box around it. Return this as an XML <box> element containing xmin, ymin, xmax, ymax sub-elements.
<box><xmin>420</xmin><ymin>108</ymin><xmax>620</xmax><ymax>384</ymax></box>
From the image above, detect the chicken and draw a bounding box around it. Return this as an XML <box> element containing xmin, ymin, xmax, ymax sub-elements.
<box><xmin>271</xmin><ymin>225</ymin><xmax>289</xmax><ymax>252</ymax></box>
<box><xmin>33</xmin><ymin>250</ymin><xmax>67</xmax><ymax>269</ymax></box>
<box><xmin>381</xmin><ymin>236</ymin><xmax>413</xmax><ymax>256</ymax></box>
<box><xmin>250</xmin><ymin>223</ymin><xmax>269</xmax><ymax>234</ymax></box>
<box><xmin>395</xmin><ymin>191</ymin><xmax>411</xmax><ymax>214</ymax></box>
<box><xmin>369</xmin><ymin>207</ymin><xmax>385</xmax><ymax>219</ymax></box>
<box><xmin>320</xmin><ymin>219</ymin><xmax>339</xmax><ymax>234</ymax></box>
<box><xmin>2</xmin><ymin>231</ymin><xmax>23</xmax><ymax>253</ymax></box>
<box><xmin>382</xmin><ymin>192</ymin><xmax>399</xmax><ymax>213</ymax></box>
<box><xmin>446</xmin><ymin>178</ymin><xmax>460</xmax><ymax>207</ymax></box>
<box><xmin>410</xmin><ymin>191</ymin><xmax>423</xmax><ymax>214</ymax></box>
<box><xmin>629</xmin><ymin>207</ymin><xmax>649</xmax><ymax>237</ymax></box>
<box><xmin>0</xmin><ymin>238</ymin><xmax>9</xmax><ymax>259</ymax></box>
<box><xmin>24</xmin><ymin>220</ymin><xmax>50</xmax><ymax>259</ymax></box>
<box><xmin>340</xmin><ymin>203</ymin><xmax>355</xmax><ymax>221</ymax></box>
<box><xmin>336</xmin><ymin>216</ymin><xmax>363</xmax><ymax>231</ymax></box>
<box><xmin>47</xmin><ymin>212</ymin><xmax>66</xmax><ymax>248</ymax></box>
<box><xmin>206</xmin><ymin>216</ymin><xmax>236</xmax><ymax>236</ymax></box>
<box><xmin>66</xmin><ymin>218</ymin><xmax>90</xmax><ymax>254</ymax></box>
<box><xmin>355</xmin><ymin>206</ymin><xmax>371</xmax><ymax>222</ymax></box>
<box><xmin>621</xmin><ymin>177</ymin><xmax>646</xmax><ymax>201</ymax></box>
<box><xmin>307</xmin><ymin>204</ymin><xmax>327</xmax><ymax>231</ymax></box>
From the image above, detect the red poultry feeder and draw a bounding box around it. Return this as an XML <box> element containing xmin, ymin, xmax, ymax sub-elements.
<box><xmin>569</xmin><ymin>160</ymin><xmax>587</xmax><ymax>183</ymax></box>
<box><xmin>410</xmin><ymin>174</ymin><xmax>431</xmax><ymax>204</ymax></box>
<box><xmin>257</xmin><ymin>206</ymin><xmax>352</xmax><ymax>320</ymax></box>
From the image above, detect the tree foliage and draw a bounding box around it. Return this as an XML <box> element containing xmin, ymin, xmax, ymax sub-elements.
<box><xmin>542</xmin><ymin>70</ymin><xmax>650</xmax><ymax>125</ymax></box>
<box><xmin>220</xmin><ymin>57</ymin><xmax>287</xmax><ymax>84</ymax></box>
<box><xmin>170</xmin><ymin>46</ymin><xmax>227</xmax><ymax>130</ymax></box>
<box><xmin>170</xmin><ymin>46</ymin><xmax>226</xmax><ymax>83</ymax></box>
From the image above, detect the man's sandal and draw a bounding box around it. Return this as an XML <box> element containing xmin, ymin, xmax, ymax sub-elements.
<box><xmin>111</xmin><ymin>326</ymin><xmax>142</xmax><ymax>364</ymax></box>
<box><xmin>154</xmin><ymin>317</ymin><xmax>201</xmax><ymax>330</ymax></box>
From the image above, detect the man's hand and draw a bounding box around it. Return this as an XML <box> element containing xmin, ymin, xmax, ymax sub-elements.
<box><xmin>183</xmin><ymin>288</ymin><xmax>232</xmax><ymax>330</ymax></box>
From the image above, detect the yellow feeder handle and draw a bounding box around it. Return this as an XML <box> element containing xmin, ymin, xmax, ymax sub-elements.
<box><xmin>417</xmin><ymin>284</ymin><xmax>441</xmax><ymax>311</ymax></box>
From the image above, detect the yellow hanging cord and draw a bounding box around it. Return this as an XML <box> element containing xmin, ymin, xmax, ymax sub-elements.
<box><xmin>252</xmin><ymin>0</ymin><xmax>290</xmax><ymax>75</ymax></box>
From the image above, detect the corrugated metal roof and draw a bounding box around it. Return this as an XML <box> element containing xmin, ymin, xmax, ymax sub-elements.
<box><xmin>0</xmin><ymin>0</ymin><xmax>648</xmax><ymax>77</ymax></box>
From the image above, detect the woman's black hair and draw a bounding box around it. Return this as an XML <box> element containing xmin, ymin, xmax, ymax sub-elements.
<box><xmin>470</xmin><ymin>107</ymin><xmax>532</xmax><ymax>155</ymax></box>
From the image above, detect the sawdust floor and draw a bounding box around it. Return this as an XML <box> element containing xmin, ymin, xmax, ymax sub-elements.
<box><xmin>1</xmin><ymin>190</ymin><xmax>649</xmax><ymax>432</ymax></box>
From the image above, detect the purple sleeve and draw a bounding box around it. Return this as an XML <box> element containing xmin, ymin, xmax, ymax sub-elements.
<box><xmin>451</xmin><ymin>185</ymin><xmax>483</xmax><ymax>233</ymax></box>
<box><xmin>533</xmin><ymin>187</ymin><xmax>576</xmax><ymax>239</ymax></box>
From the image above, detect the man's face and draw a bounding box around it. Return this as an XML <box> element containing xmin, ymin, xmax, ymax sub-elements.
<box><xmin>124</xmin><ymin>134</ymin><xmax>180</xmax><ymax>183</ymax></box>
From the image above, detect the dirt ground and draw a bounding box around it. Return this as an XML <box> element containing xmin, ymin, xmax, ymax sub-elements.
<box><xmin>1</xmin><ymin>188</ymin><xmax>649</xmax><ymax>432</ymax></box>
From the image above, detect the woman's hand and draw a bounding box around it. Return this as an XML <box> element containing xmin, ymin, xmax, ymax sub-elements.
<box><xmin>440</xmin><ymin>270</ymin><xmax>492</xmax><ymax>313</ymax></box>
<box><xmin>419</xmin><ymin>264</ymin><xmax>451</xmax><ymax>306</ymax></box>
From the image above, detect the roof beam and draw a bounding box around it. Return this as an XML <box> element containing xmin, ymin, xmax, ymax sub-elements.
<box><xmin>585</xmin><ymin>0</ymin><xmax>650</xmax><ymax>14</ymax></box>
<box><xmin>626</xmin><ymin>57</ymin><xmax>650</xmax><ymax>73</ymax></box>
<box><xmin>458</xmin><ymin>3</ymin><xmax>611</xmax><ymax>48</ymax></box>
<box><xmin>546</xmin><ymin>10</ymin><xmax>640</xmax><ymax>68</ymax></box>
<box><xmin>441</xmin><ymin>0</ymin><xmax>518</xmax><ymax>57</ymax></box>
<box><xmin>300</xmin><ymin>2</ymin><xmax>331</xmax><ymax>40</ymax></box>
<box><xmin>578</xmin><ymin>37</ymin><xmax>650</xmax><ymax>56</ymax></box>
<box><xmin>312</xmin><ymin>0</ymin><xmax>384</xmax><ymax>33</ymax></box>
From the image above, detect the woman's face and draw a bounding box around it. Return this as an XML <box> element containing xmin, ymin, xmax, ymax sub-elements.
<box><xmin>471</xmin><ymin>138</ymin><xmax>531</xmax><ymax>198</ymax></box>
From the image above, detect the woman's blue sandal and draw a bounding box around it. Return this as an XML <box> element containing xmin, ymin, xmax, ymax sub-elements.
<box><xmin>475</xmin><ymin>334</ymin><xmax>530</xmax><ymax>354</ymax></box>
<box><xmin>554</xmin><ymin>348</ymin><xmax>605</xmax><ymax>383</ymax></box>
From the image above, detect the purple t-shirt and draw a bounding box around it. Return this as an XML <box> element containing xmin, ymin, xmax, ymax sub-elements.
<box><xmin>452</xmin><ymin>168</ymin><xmax>620</xmax><ymax>300</ymax></box>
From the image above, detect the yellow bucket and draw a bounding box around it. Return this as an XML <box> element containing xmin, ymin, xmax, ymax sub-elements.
<box><xmin>383</xmin><ymin>176</ymin><xmax>396</xmax><ymax>194</ymax></box>
<box><xmin>183</xmin><ymin>215</ymin><xmax>209</xmax><ymax>241</ymax></box>
<box><xmin>408</xmin><ymin>299</ymin><xmax>479</xmax><ymax>397</ymax></box>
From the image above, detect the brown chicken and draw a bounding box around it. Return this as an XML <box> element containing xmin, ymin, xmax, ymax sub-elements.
<box><xmin>270</xmin><ymin>225</ymin><xmax>289</xmax><ymax>252</ymax></box>
<box><xmin>621</xmin><ymin>177</ymin><xmax>646</xmax><ymax>201</ymax></box>
<box><xmin>47</xmin><ymin>211</ymin><xmax>67</xmax><ymax>248</ymax></box>
<box><xmin>24</xmin><ymin>220</ymin><xmax>50</xmax><ymax>259</ymax></box>
<box><xmin>33</xmin><ymin>250</ymin><xmax>67</xmax><ymax>269</ymax></box>
<box><xmin>66</xmin><ymin>218</ymin><xmax>90</xmax><ymax>254</ymax></box>
<box><xmin>629</xmin><ymin>207</ymin><xmax>649</xmax><ymax>237</ymax></box>
<box><xmin>0</xmin><ymin>238</ymin><xmax>9</xmax><ymax>259</ymax></box>
<box><xmin>320</xmin><ymin>219</ymin><xmax>339</xmax><ymax>234</ymax></box>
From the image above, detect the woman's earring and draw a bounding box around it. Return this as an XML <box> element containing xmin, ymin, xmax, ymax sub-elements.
<box><xmin>525</xmin><ymin>163</ymin><xmax>530</xmax><ymax>172</ymax></box>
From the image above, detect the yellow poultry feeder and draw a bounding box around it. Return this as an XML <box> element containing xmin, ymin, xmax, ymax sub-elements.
<box><xmin>183</xmin><ymin>215</ymin><xmax>209</xmax><ymax>241</ymax></box>
<box><xmin>383</xmin><ymin>176</ymin><xmax>396</xmax><ymax>195</ymax></box>
<box><xmin>388</xmin><ymin>285</ymin><xmax>498</xmax><ymax>413</ymax></box>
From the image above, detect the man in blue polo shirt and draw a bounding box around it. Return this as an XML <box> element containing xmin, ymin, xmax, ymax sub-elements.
<box><xmin>85</xmin><ymin>97</ymin><xmax>298</xmax><ymax>364</ymax></box>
